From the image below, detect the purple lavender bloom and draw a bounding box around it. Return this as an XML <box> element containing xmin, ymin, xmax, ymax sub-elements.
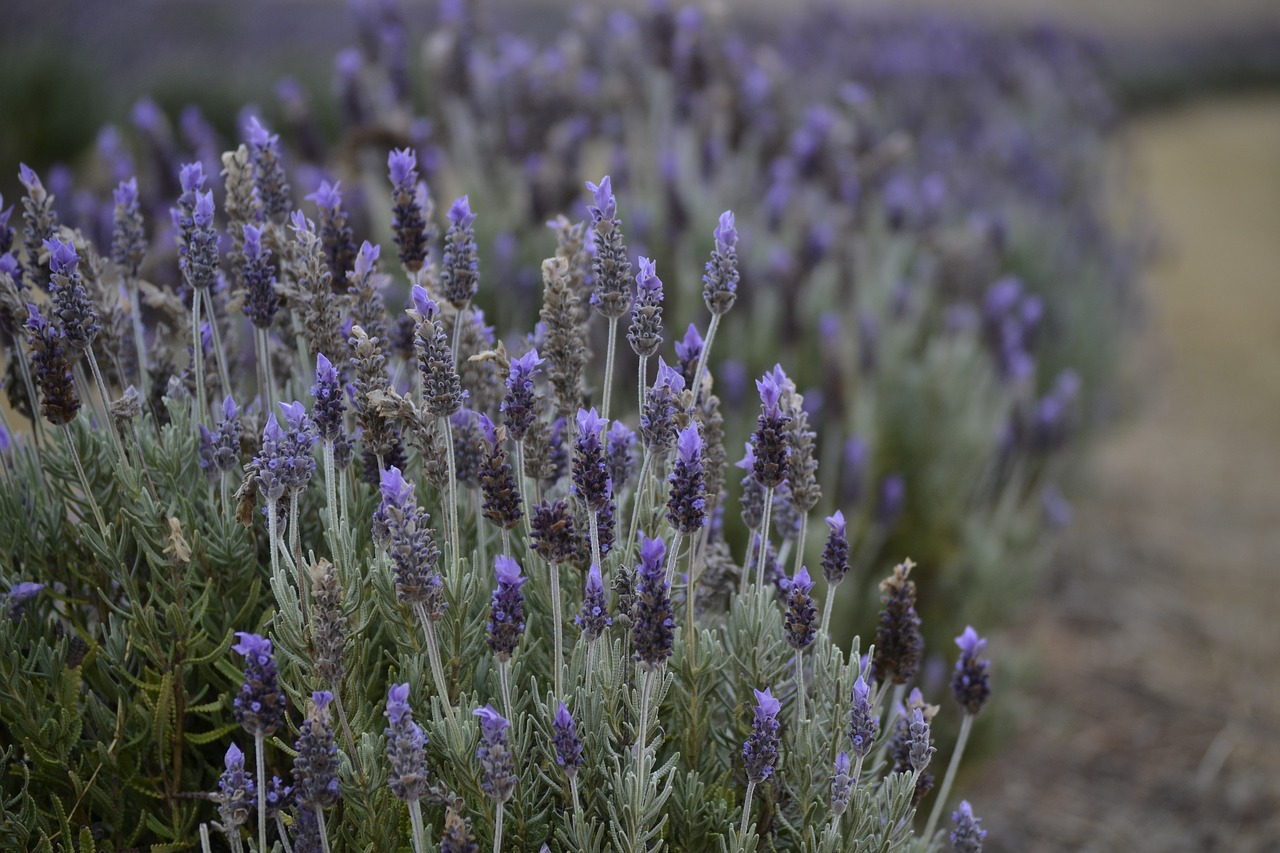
<box><xmin>501</xmin><ymin>349</ymin><xmax>543</xmax><ymax>442</ymax></box>
<box><xmin>674</xmin><ymin>324</ymin><xmax>704</xmax><ymax>389</ymax></box>
<box><xmin>231</xmin><ymin>632</ymin><xmax>286</xmax><ymax>738</ymax></box>
<box><xmin>907</xmin><ymin>708</ymin><xmax>936</xmax><ymax>774</ymax></box>
<box><xmin>848</xmin><ymin>674</ymin><xmax>879</xmax><ymax>758</ymax></box>
<box><xmin>376</xmin><ymin>467</ymin><xmax>445</xmax><ymax>616</ymax></box>
<box><xmin>473</xmin><ymin>706</ymin><xmax>516</xmax><ymax>805</ymax></box>
<box><xmin>743</xmin><ymin>688</ymin><xmax>782</xmax><ymax>783</ymax></box>
<box><xmin>552</xmin><ymin>702</ymin><xmax>584</xmax><ymax>780</ymax></box>
<box><xmin>0</xmin><ymin>195</ymin><xmax>14</xmax><ymax>254</ymax></box>
<box><xmin>951</xmin><ymin>626</ymin><xmax>992</xmax><ymax>715</ymax></box>
<box><xmin>214</xmin><ymin>743</ymin><xmax>255</xmax><ymax>833</ymax></box>
<box><xmin>871</xmin><ymin>562</ymin><xmax>923</xmax><ymax>686</ymax></box>
<box><xmin>477</xmin><ymin>414</ymin><xmax>523</xmax><ymax>531</ymax></box>
<box><xmin>440</xmin><ymin>195</ymin><xmax>478</xmax><ymax>309</ymax></box>
<box><xmin>572</xmin><ymin>408</ymin><xmax>611</xmax><ymax>512</ymax></box>
<box><xmin>111</xmin><ymin>177</ymin><xmax>145</xmax><ymax>280</ymax></box>
<box><xmin>585</xmin><ymin>176</ymin><xmax>631</xmax><ymax>320</ymax></box>
<box><xmin>310</xmin><ymin>353</ymin><xmax>345</xmax><ymax>444</ymax></box>
<box><xmin>43</xmin><ymin>238</ymin><xmax>99</xmax><ymax>352</ymax></box>
<box><xmin>877</xmin><ymin>473</ymin><xmax>906</xmax><ymax>528</ymax></box>
<box><xmin>821</xmin><ymin>511</ymin><xmax>850</xmax><ymax>587</ymax></box>
<box><xmin>951</xmin><ymin>801</ymin><xmax>987</xmax><ymax>852</ymax></box>
<box><xmin>182</xmin><ymin>190</ymin><xmax>219</xmax><ymax>291</ymax></box>
<box><xmin>751</xmin><ymin>374</ymin><xmax>790</xmax><ymax>489</ymax></box>
<box><xmin>575</xmin><ymin>562</ymin><xmax>611</xmax><ymax>640</ymax></box>
<box><xmin>703</xmin><ymin>210</ymin><xmax>739</xmax><ymax>315</ymax></box>
<box><xmin>384</xmin><ymin>683</ymin><xmax>429</xmax><ymax>802</ymax></box>
<box><xmin>606</xmin><ymin>421</ymin><xmax>636</xmax><ymax>492</ymax></box>
<box><xmin>633</xmin><ymin>534</ymin><xmax>673</xmax><ymax>670</ymax></box>
<box><xmin>830</xmin><ymin>752</ymin><xmax>853</xmax><ymax>817</ymax></box>
<box><xmin>530</xmin><ymin>499</ymin><xmax>576</xmax><ymax>564</ymax></box>
<box><xmin>293</xmin><ymin>691</ymin><xmax>340</xmax><ymax>810</ymax></box>
<box><xmin>247</xmin><ymin>117</ymin><xmax>290</xmax><ymax>224</ymax></box>
<box><xmin>241</xmin><ymin>223</ymin><xmax>279</xmax><ymax>329</ymax></box>
<box><xmin>413</xmin><ymin>286</ymin><xmax>463</xmax><ymax>418</ymax></box>
<box><xmin>784</xmin><ymin>566</ymin><xmax>817</xmax><ymax>650</ymax></box>
<box><xmin>487</xmin><ymin>555</ymin><xmax>527</xmax><ymax>662</ymax></box>
<box><xmin>200</xmin><ymin>395</ymin><xmax>243</xmax><ymax>475</ymax></box>
<box><xmin>667</xmin><ymin>422</ymin><xmax>707</xmax><ymax>533</ymax></box>
<box><xmin>640</xmin><ymin>359</ymin><xmax>685</xmax><ymax>453</ymax></box>
<box><xmin>306</xmin><ymin>180</ymin><xmax>356</xmax><ymax>281</ymax></box>
<box><xmin>388</xmin><ymin>148</ymin><xmax>430</xmax><ymax>272</ymax></box>
<box><xmin>627</xmin><ymin>255</ymin><xmax>664</xmax><ymax>358</ymax></box>
<box><xmin>25</xmin><ymin>304</ymin><xmax>80</xmax><ymax>426</ymax></box>
<box><xmin>5</xmin><ymin>581</ymin><xmax>45</xmax><ymax>620</ymax></box>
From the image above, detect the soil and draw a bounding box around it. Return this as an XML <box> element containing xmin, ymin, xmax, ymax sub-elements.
<box><xmin>964</xmin><ymin>94</ymin><xmax>1280</xmax><ymax>852</ymax></box>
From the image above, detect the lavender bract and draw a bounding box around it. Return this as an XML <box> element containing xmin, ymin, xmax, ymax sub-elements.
<box><xmin>743</xmin><ymin>688</ymin><xmax>781</xmax><ymax>783</ymax></box>
<box><xmin>231</xmin><ymin>632</ymin><xmax>286</xmax><ymax>738</ymax></box>
<box><xmin>384</xmin><ymin>683</ymin><xmax>430</xmax><ymax>802</ymax></box>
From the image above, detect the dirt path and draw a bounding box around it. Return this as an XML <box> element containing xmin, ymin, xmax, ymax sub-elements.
<box><xmin>965</xmin><ymin>95</ymin><xmax>1280</xmax><ymax>851</ymax></box>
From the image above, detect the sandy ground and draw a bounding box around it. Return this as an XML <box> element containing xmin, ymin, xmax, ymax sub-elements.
<box><xmin>965</xmin><ymin>94</ymin><xmax>1280</xmax><ymax>851</ymax></box>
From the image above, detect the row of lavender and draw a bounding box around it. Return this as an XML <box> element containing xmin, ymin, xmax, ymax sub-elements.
<box><xmin>0</xmin><ymin>1</ymin><xmax>1133</xmax><ymax>850</ymax></box>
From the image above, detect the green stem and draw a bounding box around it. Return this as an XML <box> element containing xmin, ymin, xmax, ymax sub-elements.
<box><xmin>492</xmin><ymin>801</ymin><xmax>504</xmax><ymax>853</ymax></box>
<box><xmin>923</xmin><ymin>713</ymin><xmax>975</xmax><ymax>840</ymax></box>
<box><xmin>738</xmin><ymin>779</ymin><xmax>757</xmax><ymax>845</ymax></box>
<box><xmin>201</xmin><ymin>288</ymin><xmax>232</xmax><ymax>401</ymax></box>
<box><xmin>442</xmin><ymin>419</ymin><xmax>461</xmax><ymax>576</ymax></box>
<box><xmin>624</xmin><ymin>451</ymin><xmax>652</xmax><ymax>558</ymax></box>
<box><xmin>191</xmin><ymin>289</ymin><xmax>207</xmax><ymax>427</ymax></box>
<box><xmin>84</xmin><ymin>348</ymin><xmax>126</xmax><ymax>463</ymax></box>
<box><xmin>62</xmin><ymin>424</ymin><xmax>107</xmax><ymax>537</ymax></box>
<box><xmin>499</xmin><ymin>660</ymin><xmax>514</xmax><ymax>721</ymax></box>
<box><xmin>551</xmin><ymin>561</ymin><xmax>565</xmax><ymax>700</ymax></box>
<box><xmin>316</xmin><ymin>807</ymin><xmax>333</xmax><ymax>853</ymax></box>
<box><xmin>795</xmin><ymin>650</ymin><xmax>806</xmax><ymax>723</ymax></box>
<box><xmin>691</xmin><ymin>314</ymin><xmax>720</xmax><ymax>400</ymax></box>
<box><xmin>417</xmin><ymin>605</ymin><xmax>464</xmax><ymax>751</ymax></box>
<box><xmin>601</xmin><ymin>316</ymin><xmax>618</xmax><ymax>420</ymax></box>
<box><xmin>820</xmin><ymin>582</ymin><xmax>839</xmax><ymax>639</ymax></box>
<box><xmin>254</xmin><ymin>733</ymin><xmax>268</xmax><ymax>853</ymax></box>
<box><xmin>407</xmin><ymin>799</ymin><xmax>427</xmax><ymax>853</ymax></box>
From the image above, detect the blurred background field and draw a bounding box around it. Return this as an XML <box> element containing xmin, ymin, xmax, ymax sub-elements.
<box><xmin>2</xmin><ymin>1</ymin><xmax>1278</xmax><ymax>849</ymax></box>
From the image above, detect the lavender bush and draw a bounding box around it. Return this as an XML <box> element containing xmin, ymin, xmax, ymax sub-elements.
<box><xmin>0</xmin><ymin>1</ymin><xmax>1138</xmax><ymax>850</ymax></box>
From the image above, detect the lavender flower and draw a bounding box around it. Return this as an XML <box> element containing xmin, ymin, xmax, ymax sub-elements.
<box><xmin>585</xmin><ymin>176</ymin><xmax>631</xmax><ymax>319</ymax></box>
<box><xmin>5</xmin><ymin>581</ymin><xmax>44</xmax><ymax>620</ymax></box>
<box><xmin>170</xmin><ymin>161</ymin><xmax>204</xmax><ymax>256</ymax></box>
<box><xmin>247</xmin><ymin>117</ymin><xmax>290</xmax><ymax>225</ymax></box>
<box><xmin>906</xmin><ymin>707</ymin><xmax>936</xmax><ymax>774</ymax></box>
<box><xmin>412</xmin><ymin>287</ymin><xmax>463</xmax><ymax>418</ymax></box>
<box><xmin>440</xmin><ymin>806</ymin><xmax>479</xmax><ymax>853</ymax></box>
<box><xmin>951</xmin><ymin>801</ymin><xmax>987</xmax><ymax>853</ymax></box>
<box><xmin>200</xmin><ymin>395</ymin><xmax>243</xmax><ymax>475</ymax></box>
<box><xmin>572</xmin><ymin>407</ymin><xmax>611</xmax><ymax>512</ymax></box>
<box><xmin>632</xmin><ymin>534</ymin><xmax>673</xmax><ymax>670</ymax></box>
<box><xmin>674</xmin><ymin>324</ymin><xmax>703</xmax><ymax>390</ymax></box>
<box><xmin>477</xmin><ymin>415</ymin><xmax>523</xmax><ymax>530</ymax></box>
<box><xmin>501</xmin><ymin>349</ymin><xmax>543</xmax><ymax>441</ymax></box>
<box><xmin>487</xmin><ymin>555</ymin><xmax>527</xmax><ymax>662</ymax></box>
<box><xmin>751</xmin><ymin>373</ymin><xmax>791</xmax><ymax>489</ymax></box>
<box><xmin>384</xmin><ymin>683</ymin><xmax>429</xmax><ymax>802</ymax></box>
<box><xmin>18</xmin><ymin>163</ymin><xmax>59</xmax><ymax>291</ymax></box>
<box><xmin>575</xmin><ymin>562</ymin><xmax>611</xmax><ymax>640</ymax></box>
<box><xmin>388</xmin><ymin>148</ymin><xmax>430</xmax><ymax>272</ymax></box>
<box><xmin>848</xmin><ymin>674</ymin><xmax>879</xmax><ymax>758</ymax></box>
<box><xmin>627</xmin><ymin>255</ymin><xmax>664</xmax><ymax>358</ymax></box>
<box><xmin>182</xmin><ymin>190</ymin><xmax>219</xmax><ymax>291</ymax></box>
<box><xmin>640</xmin><ymin>359</ymin><xmax>685</xmax><ymax>453</ymax></box>
<box><xmin>871</xmin><ymin>561</ymin><xmax>923</xmax><ymax>686</ymax></box>
<box><xmin>377</xmin><ymin>467</ymin><xmax>445</xmax><ymax>616</ymax></box>
<box><xmin>737</xmin><ymin>444</ymin><xmax>765</xmax><ymax>530</ymax></box>
<box><xmin>306</xmin><ymin>179</ymin><xmax>356</xmax><ymax>281</ymax></box>
<box><xmin>440</xmin><ymin>195</ymin><xmax>478</xmax><ymax>309</ymax></box>
<box><xmin>742</xmin><ymin>687</ymin><xmax>781</xmax><ymax>783</ymax></box>
<box><xmin>702</xmin><ymin>210</ymin><xmax>739</xmax><ymax>315</ymax></box>
<box><xmin>347</xmin><ymin>240</ymin><xmax>388</xmax><ymax>343</ymax></box>
<box><xmin>783</xmin><ymin>566</ymin><xmax>816</xmax><ymax>650</ymax></box>
<box><xmin>293</xmin><ymin>691</ymin><xmax>340</xmax><ymax>810</ymax></box>
<box><xmin>241</xmin><ymin>223</ymin><xmax>279</xmax><ymax>329</ymax></box>
<box><xmin>251</xmin><ymin>403</ymin><xmax>316</xmax><ymax>505</ymax></box>
<box><xmin>606</xmin><ymin>421</ymin><xmax>636</xmax><ymax>492</ymax></box>
<box><xmin>473</xmin><ymin>705</ymin><xmax>516</xmax><ymax>804</ymax></box>
<box><xmin>829</xmin><ymin>752</ymin><xmax>853</xmax><ymax>817</ymax></box>
<box><xmin>214</xmin><ymin>743</ymin><xmax>255</xmax><ymax>834</ymax></box>
<box><xmin>667</xmin><ymin>422</ymin><xmax>707</xmax><ymax>533</ymax></box>
<box><xmin>552</xmin><ymin>702</ymin><xmax>584</xmax><ymax>780</ymax></box>
<box><xmin>44</xmin><ymin>239</ymin><xmax>99</xmax><ymax>352</ymax></box>
<box><xmin>820</xmin><ymin>511</ymin><xmax>850</xmax><ymax>587</ymax></box>
<box><xmin>111</xmin><ymin>177</ymin><xmax>145</xmax><ymax>280</ymax></box>
<box><xmin>450</xmin><ymin>408</ymin><xmax>485</xmax><ymax>488</ymax></box>
<box><xmin>25</xmin><ymin>304</ymin><xmax>80</xmax><ymax>426</ymax></box>
<box><xmin>310</xmin><ymin>353</ymin><xmax>345</xmax><ymax>444</ymax></box>
<box><xmin>530</xmin><ymin>498</ymin><xmax>576</xmax><ymax>564</ymax></box>
<box><xmin>310</xmin><ymin>560</ymin><xmax>345</xmax><ymax>690</ymax></box>
<box><xmin>951</xmin><ymin>626</ymin><xmax>991</xmax><ymax>715</ymax></box>
<box><xmin>231</xmin><ymin>632</ymin><xmax>286</xmax><ymax>738</ymax></box>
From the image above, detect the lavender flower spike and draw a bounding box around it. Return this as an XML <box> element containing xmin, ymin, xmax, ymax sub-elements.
<box><xmin>907</xmin><ymin>707</ymin><xmax>936</xmax><ymax>774</ymax></box>
<box><xmin>821</xmin><ymin>510</ymin><xmax>850</xmax><ymax>586</ymax></box>
<box><xmin>293</xmin><ymin>691</ymin><xmax>341</xmax><ymax>811</ymax></box>
<box><xmin>440</xmin><ymin>195</ymin><xmax>478</xmax><ymax>309</ymax></box>
<box><xmin>214</xmin><ymin>743</ymin><xmax>255</xmax><ymax>835</ymax></box>
<box><xmin>751</xmin><ymin>373</ymin><xmax>791</xmax><ymax>489</ymax></box>
<box><xmin>829</xmin><ymin>752</ymin><xmax>853</xmax><ymax>817</ymax></box>
<box><xmin>784</xmin><ymin>566</ymin><xmax>816</xmax><ymax>651</ymax></box>
<box><xmin>951</xmin><ymin>626</ymin><xmax>992</xmax><ymax>716</ymax></box>
<box><xmin>628</xmin><ymin>255</ymin><xmax>664</xmax><ymax>358</ymax></box>
<box><xmin>473</xmin><ymin>705</ymin><xmax>516</xmax><ymax>805</ymax></box>
<box><xmin>311</xmin><ymin>353</ymin><xmax>345</xmax><ymax>443</ymax></box>
<box><xmin>552</xmin><ymin>702</ymin><xmax>584</xmax><ymax>780</ymax></box>
<box><xmin>572</xmin><ymin>407</ymin><xmax>611</xmax><ymax>512</ymax></box>
<box><xmin>501</xmin><ymin>348</ymin><xmax>543</xmax><ymax>441</ymax></box>
<box><xmin>632</xmin><ymin>534</ymin><xmax>673</xmax><ymax>670</ymax></box>
<box><xmin>575</xmin><ymin>561</ymin><xmax>611</xmax><ymax>640</ymax></box>
<box><xmin>388</xmin><ymin>148</ymin><xmax>430</xmax><ymax>273</ymax></box>
<box><xmin>231</xmin><ymin>632</ymin><xmax>286</xmax><ymax>738</ymax></box>
<box><xmin>667</xmin><ymin>421</ymin><xmax>707</xmax><ymax>534</ymax></box>
<box><xmin>848</xmin><ymin>674</ymin><xmax>879</xmax><ymax>759</ymax></box>
<box><xmin>25</xmin><ymin>304</ymin><xmax>80</xmax><ymax>426</ymax></box>
<box><xmin>743</xmin><ymin>688</ymin><xmax>782</xmax><ymax>783</ymax></box>
<box><xmin>703</xmin><ymin>210</ymin><xmax>740</xmax><ymax>316</ymax></box>
<box><xmin>951</xmin><ymin>801</ymin><xmax>987</xmax><ymax>853</ymax></box>
<box><xmin>385</xmin><ymin>683</ymin><xmax>429</xmax><ymax>802</ymax></box>
<box><xmin>487</xmin><ymin>555</ymin><xmax>527</xmax><ymax>662</ymax></box>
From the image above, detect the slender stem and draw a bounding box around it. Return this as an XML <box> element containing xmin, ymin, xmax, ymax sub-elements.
<box><xmin>852</xmin><ymin>754</ymin><xmax>865</xmax><ymax>789</ymax></box>
<box><xmin>62</xmin><ymin>425</ymin><xmax>107</xmax><ymax>537</ymax></box>
<box><xmin>585</xmin><ymin>641</ymin><xmax>596</xmax><ymax>691</ymax></box>
<box><xmin>475</xmin><ymin>491</ymin><xmax>489</xmax><ymax>575</ymax></box>
<box><xmin>255</xmin><ymin>733</ymin><xmax>268</xmax><ymax>853</ymax></box>
<box><xmin>220</xmin><ymin>474</ymin><xmax>231</xmax><ymax>516</ymax></box>
<box><xmin>15</xmin><ymin>346</ymin><xmax>44</xmax><ymax>446</ymax></box>
<box><xmin>795</xmin><ymin>650</ymin><xmax>806</xmax><ymax>722</ymax></box>
<box><xmin>191</xmin><ymin>289</ymin><xmax>207</xmax><ymax>426</ymax></box>
<box><xmin>570</xmin><ymin>775</ymin><xmax>588</xmax><ymax>850</ymax></box>
<box><xmin>85</xmin><ymin>349</ymin><xmax>126</xmax><ymax>462</ymax></box>
<box><xmin>685</xmin><ymin>544</ymin><xmax>698</xmax><ymax>655</ymax></box>
<box><xmin>923</xmin><ymin>713</ymin><xmax>975</xmax><ymax>840</ymax></box>
<box><xmin>624</xmin><ymin>451</ymin><xmax>653</xmax><ymax>558</ymax></box>
<box><xmin>276</xmin><ymin>814</ymin><xmax>295</xmax><ymax>853</ymax></box>
<box><xmin>662</xmin><ymin>531</ymin><xmax>683</xmax><ymax>590</ymax></box>
<box><xmin>198</xmin><ymin>822</ymin><xmax>216</xmax><ymax>853</ymax></box>
<box><xmin>601</xmin><ymin>317</ymin><xmax>618</xmax><ymax>420</ymax></box>
<box><xmin>738</xmin><ymin>779</ymin><xmax>757</xmax><ymax>844</ymax></box>
<box><xmin>323</xmin><ymin>442</ymin><xmax>342</xmax><ymax>572</ymax></box>
<box><xmin>691</xmin><ymin>314</ymin><xmax>720</xmax><ymax>400</ymax></box>
<box><xmin>820</xmin><ymin>582</ymin><xmax>839</xmax><ymax>639</ymax></box>
<box><xmin>417</xmin><ymin>606</ymin><xmax>464</xmax><ymax>750</ymax></box>
<box><xmin>499</xmin><ymin>660</ymin><xmax>514</xmax><ymax>721</ymax></box>
<box><xmin>201</xmin><ymin>288</ymin><xmax>232</xmax><ymax>400</ymax></box>
<box><xmin>316</xmin><ymin>807</ymin><xmax>333</xmax><ymax>853</ymax></box>
<box><xmin>442</xmin><ymin>419</ymin><xmax>461</xmax><ymax>575</ymax></box>
<box><xmin>588</xmin><ymin>511</ymin><xmax>602</xmax><ymax>571</ymax></box>
<box><xmin>407</xmin><ymin>800</ymin><xmax>427</xmax><ymax>853</ymax></box>
<box><xmin>550</xmin><ymin>562</ymin><xmax>564</xmax><ymax>700</ymax></box>
<box><xmin>637</xmin><ymin>355</ymin><xmax>647</xmax><ymax>422</ymax></box>
<box><xmin>514</xmin><ymin>440</ymin><xmax>533</xmax><ymax>541</ymax></box>
<box><xmin>334</xmin><ymin>693</ymin><xmax>363</xmax><ymax>783</ymax></box>
<box><xmin>452</xmin><ymin>305</ymin><xmax>466</xmax><ymax>372</ymax></box>
<box><xmin>127</xmin><ymin>279</ymin><xmax>149</xmax><ymax>398</ymax></box>
<box><xmin>501</xmin><ymin>529</ymin><xmax>511</xmax><ymax>557</ymax></box>
<box><xmin>792</xmin><ymin>515</ymin><xmax>808</xmax><ymax>577</ymax></box>
<box><xmin>492</xmin><ymin>802</ymin><xmax>504</xmax><ymax>853</ymax></box>
<box><xmin>633</xmin><ymin>669</ymin><xmax>654</xmax><ymax>832</ymax></box>
<box><xmin>267</xmin><ymin>499</ymin><xmax>281</xmax><ymax>586</ymax></box>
